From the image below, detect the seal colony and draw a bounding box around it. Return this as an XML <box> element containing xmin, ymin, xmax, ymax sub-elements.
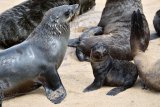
<box><xmin>68</xmin><ymin>0</ymin><xmax>150</xmax><ymax>61</ymax></box>
<box><xmin>83</xmin><ymin>42</ymin><xmax>138</xmax><ymax>96</ymax></box>
<box><xmin>0</xmin><ymin>4</ymin><xmax>79</xmax><ymax>106</ymax></box>
<box><xmin>153</xmin><ymin>9</ymin><xmax>160</xmax><ymax>36</ymax></box>
<box><xmin>0</xmin><ymin>0</ymin><xmax>95</xmax><ymax>48</ymax></box>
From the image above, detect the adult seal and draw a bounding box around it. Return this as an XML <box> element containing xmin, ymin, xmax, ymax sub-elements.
<box><xmin>153</xmin><ymin>9</ymin><xmax>160</xmax><ymax>36</ymax></box>
<box><xmin>0</xmin><ymin>0</ymin><xmax>95</xmax><ymax>48</ymax></box>
<box><xmin>83</xmin><ymin>42</ymin><xmax>138</xmax><ymax>96</ymax></box>
<box><xmin>131</xmin><ymin>10</ymin><xmax>160</xmax><ymax>91</ymax></box>
<box><xmin>0</xmin><ymin>4</ymin><xmax>79</xmax><ymax>107</ymax></box>
<box><xmin>68</xmin><ymin>0</ymin><xmax>150</xmax><ymax>61</ymax></box>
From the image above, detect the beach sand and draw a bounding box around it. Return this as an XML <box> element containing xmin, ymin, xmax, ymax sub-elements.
<box><xmin>0</xmin><ymin>0</ymin><xmax>160</xmax><ymax>107</ymax></box>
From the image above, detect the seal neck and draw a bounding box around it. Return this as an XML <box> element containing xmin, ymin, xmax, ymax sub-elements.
<box><xmin>91</xmin><ymin>56</ymin><xmax>113</xmax><ymax>77</ymax></box>
<box><xmin>27</xmin><ymin>18</ymin><xmax>70</xmax><ymax>44</ymax></box>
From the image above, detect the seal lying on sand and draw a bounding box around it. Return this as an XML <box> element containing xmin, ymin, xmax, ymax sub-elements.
<box><xmin>0</xmin><ymin>0</ymin><xmax>95</xmax><ymax>48</ymax></box>
<box><xmin>68</xmin><ymin>0</ymin><xmax>150</xmax><ymax>61</ymax></box>
<box><xmin>153</xmin><ymin>9</ymin><xmax>160</xmax><ymax>36</ymax></box>
<box><xmin>0</xmin><ymin>4</ymin><xmax>79</xmax><ymax>106</ymax></box>
<box><xmin>131</xmin><ymin>10</ymin><xmax>160</xmax><ymax>91</ymax></box>
<box><xmin>83</xmin><ymin>42</ymin><xmax>138</xmax><ymax>96</ymax></box>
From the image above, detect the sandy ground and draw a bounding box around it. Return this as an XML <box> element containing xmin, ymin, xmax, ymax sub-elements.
<box><xmin>0</xmin><ymin>0</ymin><xmax>160</xmax><ymax>107</ymax></box>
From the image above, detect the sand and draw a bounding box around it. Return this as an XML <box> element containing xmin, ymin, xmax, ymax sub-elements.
<box><xmin>0</xmin><ymin>0</ymin><xmax>160</xmax><ymax>107</ymax></box>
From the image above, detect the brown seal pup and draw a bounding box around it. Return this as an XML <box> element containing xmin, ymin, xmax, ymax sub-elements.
<box><xmin>83</xmin><ymin>42</ymin><xmax>138</xmax><ymax>96</ymax></box>
<box><xmin>68</xmin><ymin>0</ymin><xmax>150</xmax><ymax>61</ymax></box>
<box><xmin>0</xmin><ymin>4</ymin><xmax>79</xmax><ymax>107</ymax></box>
<box><xmin>0</xmin><ymin>0</ymin><xmax>95</xmax><ymax>48</ymax></box>
<box><xmin>131</xmin><ymin>10</ymin><xmax>160</xmax><ymax>91</ymax></box>
<box><xmin>153</xmin><ymin>9</ymin><xmax>160</xmax><ymax>36</ymax></box>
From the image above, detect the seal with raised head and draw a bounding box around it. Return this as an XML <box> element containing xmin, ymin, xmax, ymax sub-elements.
<box><xmin>131</xmin><ymin>10</ymin><xmax>160</xmax><ymax>91</ymax></box>
<box><xmin>68</xmin><ymin>0</ymin><xmax>150</xmax><ymax>61</ymax></box>
<box><xmin>0</xmin><ymin>0</ymin><xmax>95</xmax><ymax>48</ymax></box>
<box><xmin>153</xmin><ymin>9</ymin><xmax>160</xmax><ymax>36</ymax></box>
<box><xmin>0</xmin><ymin>4</ymin><xmax>79</xmax><ymax>106</ymax></box>
<box><xmin>83</xmin><ymin>42</ymin><xmax>138</xmax><ymax>96</ymax></box>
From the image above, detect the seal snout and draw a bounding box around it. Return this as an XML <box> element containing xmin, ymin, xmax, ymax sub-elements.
<box><xmin>91</xmin><ymin>43</ymin><xmax>109</xmax><ymax>61</ymax></box>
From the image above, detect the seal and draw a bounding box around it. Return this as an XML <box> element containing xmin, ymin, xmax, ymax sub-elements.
<box><xmin>153</xmin><ymin>9</ymin><xmax>160</xmax><ymax>36</ymax></box>
<box><xmin>0</xmin><ymin>0</ymin><xmax>95</xmax><ymax>48</ymax></box>
<box><xmin>83</xmin><ymin>42</ymin><xmax>138</xmax><ymax>96</ymax></box>
<box><xmin>68</xmin><ymin>0</ymin><xmax>150</xmax><ymax>61</ymax></box>
<box><xmin>131</xmin><ymin>10</ymin><xmax>160</xmax><ymax>91</ymax></box>
<box><xmin>0</xmin><ymin>4</ymin><xmax>79</xmax><ymax>107</ymax></box>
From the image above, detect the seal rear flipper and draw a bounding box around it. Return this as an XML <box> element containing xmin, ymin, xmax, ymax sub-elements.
<box><xmin>106</xmin><ymin>86</ymin><xmax>128</xmax><ymax>96</ymax></box>
<box><xmin>43</xmin><ymin>67</ymin><xmax>66</xmax><ymax>104</ymax></box>
<box><xmin>130</xmin><ymin>9</ymin><xmax>150</xmax><ymax>57</ymax></box>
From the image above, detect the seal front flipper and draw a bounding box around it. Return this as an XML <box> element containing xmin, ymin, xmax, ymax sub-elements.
<box><xmin>106</xmin><ymin>86</ymin><xmax>127</xmax><ymax>96</ymax></box>
<box><xmin>82</xmin><ymin>26</ymin><xmax>103</xmax><ymax>37</ymax></box>
<box><xmin>43</xmin><ymin>67</ymin><xmax>66</xmax><ymax>104</ymax></box>
<box><xmin>83</xmin><ymin>78</ymin><xmax>104</xmax><ymax>92</ymax></box>
<box><xmin>76</xmin><ymin>49</ymin><xmax>90</xmax><ymax>62</ymax></box>
<box><xmin>130</xmin><ymin>9</ymin><xmax>150</xmax><ymax>57</ymax></box>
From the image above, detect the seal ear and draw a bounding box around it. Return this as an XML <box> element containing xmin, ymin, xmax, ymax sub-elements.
<box><xmin>68</xmin><ymin>38</ymin><xmax>80</xmax><ymax>47</ymax></box>
<box><xmin>130</xmin><ymin>9</ymin><xmax>150</xmax><ymax>57</ymax></box>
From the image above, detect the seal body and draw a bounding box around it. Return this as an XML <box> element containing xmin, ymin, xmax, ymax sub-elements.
<box><xmin>83</xmin><ymin>43</ymin><xmax>138</xmax><ymax>96</ymax></box>
<box><xmin>131</xmin><ymin>9</ymin><xmax>160</xmax><ymax>91</ymax></box>
<box><xmin>153</xmin><ymin>9</ymin><xmax>160</xmax><ymax>36</ymax></box>
<box><xmin>0</xmin><ymin>0</ymin><xmax>95</xmax><ymax>48</ymax></box>
<box><xmin>68</xmin><ymin>0</ymin><xmax>150</xmax><ymax>61</ymax></box>
<box><xmin>0</xmin><ymin>4</ymin><xmax>79</xmax><ymax>106</ymax></box>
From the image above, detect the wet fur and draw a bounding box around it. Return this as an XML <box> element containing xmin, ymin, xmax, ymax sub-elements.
<box><xmin>68</xmin><ymin>0</ymin><xmax>150</xmax><ymax>61</ymax></box>
<box><xmin>0</xmin><ymin>0</ymin><xmax>95</xmax><ymax>48</ymax></box>
<box><xmin>0</xmin><ymin>4</ymin><xmax>79</xmax><ymax>106</ymax></box>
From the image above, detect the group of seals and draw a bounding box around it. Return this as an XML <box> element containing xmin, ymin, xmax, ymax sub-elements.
<box><xmin>68</xmin><ymin>0</ymin><xmax>150</xmax><ymax>61</ymax></box>
<box><xmin>153</xmin><ymin>9</ymin><xmax>160</xmax><ymax>36</ymax></box>
<box><xmin>83</xmin><ymin>42</ymin><xmax>138</xmax><ymax>96</ymax></box>
<box><xmin>0</xmin><ymin>4</ymin><xmax>79</xmax><ymax>106</ymax></box>
<box><xmin>0</xmin><ymin>0</ymin><xmax>95</xmax><ymax>48</ymax></box>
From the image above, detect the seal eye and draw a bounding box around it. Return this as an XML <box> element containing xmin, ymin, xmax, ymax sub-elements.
<box><xmin>65</xmin><ymin>10</ymin><xmax>70</xmax><ymax>17</ymax></box>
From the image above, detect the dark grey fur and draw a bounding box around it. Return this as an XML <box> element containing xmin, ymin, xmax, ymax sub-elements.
<box><xmin>0</xmin><ymin>4</ymin><xmax>79</xmax><ymax>107</ymax></box>
<box><xmin>83</xmin><ymin>42</ymin><xmax>138</xmax><ymax>96</ymax></box>
<box><xmin>68</xmin><ymin>0</ymin><xmax>150</xmax><ymax>61</ymax></box>
<box><xmin>153</xmin><ymin>9</ymin><xmax>160</xmax><ymax>36</ymax></box>
<box><xmin>0</xmin><ymin>0</ymin><xmax>95</xmax><ymax>48</ymax></box>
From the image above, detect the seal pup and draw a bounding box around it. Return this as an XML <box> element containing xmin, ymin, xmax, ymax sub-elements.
<box><xmin>68</xmin><ymin>0</ymin><xmax>150</xmax><ymax>61</ymax></box>
<box><xmin>131</xmin><ymin>10</ymin><xmax>160</xmax><ymax>91</ymax></box>
<box><xmin>153</xmin><ymin>9</ymin><xmax>160</xmax><ymax>36</ymax></box>
<box><xmin>0</xmin><ymin>0</ymin><xmax>95</xmax><ymax>48</ymax></box>
<box><xmin>83</xmin><ymin>42</ymin><xmax>138</xmax><ymax>96</ymax></box>
<box><xmin>0</xmin><ymin>4</ymin><xmax>79</xmax><ymax>106</ymax></box>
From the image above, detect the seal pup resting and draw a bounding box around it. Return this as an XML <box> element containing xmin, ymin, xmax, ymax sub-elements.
<box><xmin>0</xmin><ymin>4</ymin><xmax>79</xmax><ymax>106</ymax></box>
<box><xmin>153</xmin><ymin>9</ymin><xmax>160</xmax><ymax>36</ymax></box>
<box><xmin>131</xmin><ymin>10</ymin><xmax>160</xmax><ymax>91</ymax></box>
<box><xmin>83</xmin><ymin>42</ymin><xmax>138</xmax><ymax>96</ymax></box>
<box><xmin>68</xmin><ymin>0</ymin><xmax>150</xmax><ymax>61</ymax></box>
<box><xmin>0</xmin><ymin>0</ymin><xmax>95</xmax><ymax>48</ymax></box>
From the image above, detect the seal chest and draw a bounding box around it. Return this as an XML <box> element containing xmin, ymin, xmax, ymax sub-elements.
<box><xmin>0</xmin><ymin>4</ymin><xmax>80</xmax><ymax>106</ymax></box>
